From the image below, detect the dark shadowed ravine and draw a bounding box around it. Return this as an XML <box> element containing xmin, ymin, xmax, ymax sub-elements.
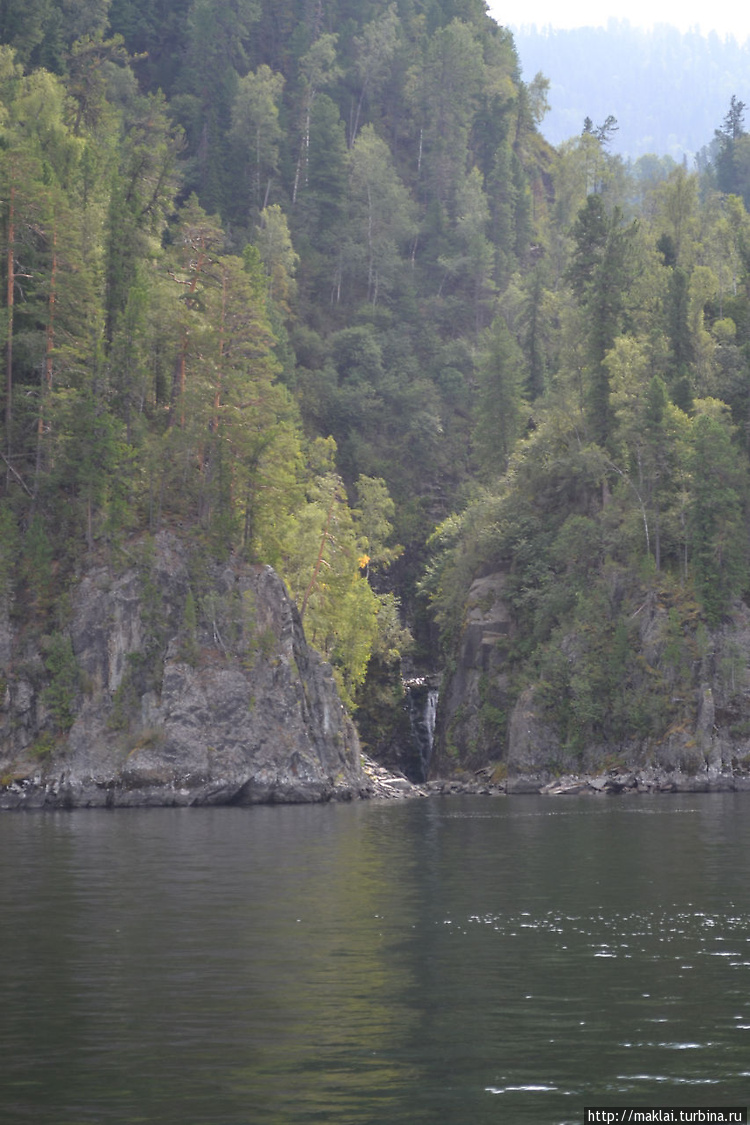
<box><xmin>2</xmin><ymin>794</ymin><xmax>750</xmax><ymax>1124</ymax></box>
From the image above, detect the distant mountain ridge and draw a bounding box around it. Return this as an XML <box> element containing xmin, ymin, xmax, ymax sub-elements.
<box><xmin>512</xmin><ymin>21</ymin><xmax>750</xmax><ymax>159</ymax></box>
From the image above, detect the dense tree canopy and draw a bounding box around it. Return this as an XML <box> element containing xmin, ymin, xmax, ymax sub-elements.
<box><xmin>2</xmin><ymin>2</ymin><xmax>750</xmax><ymax>761</ymax></box>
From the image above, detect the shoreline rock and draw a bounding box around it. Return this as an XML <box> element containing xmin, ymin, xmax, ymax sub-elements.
<box><xmin>0</xmin><ymin>533</ymin><xmax>363</xmax><ymax>809</ymax></box>
<box><xmin>359</xmin><ymin>753</ymin><xmax>429</xmax><ymax>799</ymax></box>
<box><xmin>538</xmin><ymin>766</ymin><xmax>750</xmax><ymax>795</ymax></box>
<box><xmin>367</xmin><ymin>763</ymin><xmax>750</xmax><ymax>799</ymax></box>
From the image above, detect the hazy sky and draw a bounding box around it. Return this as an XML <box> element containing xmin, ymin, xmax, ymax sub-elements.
<box><xmin>486</xmin><ymin>0</ymin><xmax>750</xmax><ymax>41</ymax></box>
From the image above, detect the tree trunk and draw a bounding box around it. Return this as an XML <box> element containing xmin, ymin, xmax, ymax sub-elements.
<box><xmin>35</xmin><ymin>221</ymin><xmax>57</xmax><ymax>496</ymax></box>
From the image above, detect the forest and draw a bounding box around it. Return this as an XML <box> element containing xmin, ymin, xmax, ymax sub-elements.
<box><xmin>2</xmin><ymin>0</ymin><xmax>750</xmax><ymax>773</ymax></box>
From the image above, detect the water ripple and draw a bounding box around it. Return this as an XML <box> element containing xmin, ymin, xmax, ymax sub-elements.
<box><xmin>485</xmin><ymin>1084</ymin><xmax>559</xmax><ymax>1093</ymax></box>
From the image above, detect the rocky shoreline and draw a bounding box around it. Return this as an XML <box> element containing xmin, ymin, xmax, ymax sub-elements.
<box><xmin>4</xmin><ymin>758</ymin><xmax>750</xmax><ymax>808</ymax></box>
<box><xmin>356</xmin><ymin>758</ymin><xmax>750</xmax><ymax>800</ymax></box>
<box><xmin>0</xmin><ymin>546</ymin><xmax>495</xmax><ymax>809</ymax></box>
<box><xmin>3</xmin><ymin>527</ymin><xmax>750</xmax><ymax>811</ymax></box>
<box><xmin>533</xmin><ymin>765</ymin><xmax>750</xmax><ymax>795</ymax></box>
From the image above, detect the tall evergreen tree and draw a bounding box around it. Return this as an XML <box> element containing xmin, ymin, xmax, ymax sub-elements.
<box><xmin>567</xmin><ymin>194</ymin><xmax>636</xmax><ymax>445</ymax></box>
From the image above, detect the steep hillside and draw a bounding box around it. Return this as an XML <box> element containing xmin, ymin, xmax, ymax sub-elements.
<box><xmin>3</xmin><ymin>3</ymin><xmax>750</xmax><ymax>787</ymax></box>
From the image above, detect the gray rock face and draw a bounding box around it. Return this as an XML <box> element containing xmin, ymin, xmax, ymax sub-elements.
<box><xmin>0</xmin><ymin>534</ymin><xmax>363</xmax><ymax>808</ymax></box>
<box><xmin>434</xmin><ymin>570</ymin><xmax>750</xmax><ymax>790</ymax></box>
<box><xmin>431</xmin><ymin>572</ymin><xmax>512</xmax><ymax>776</ymax></box>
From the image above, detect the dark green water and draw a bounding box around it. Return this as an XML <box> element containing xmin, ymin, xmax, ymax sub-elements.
<box><xmin>2</xmin><ymin>794</ymin><xmax>750</xmax><ymax>1124</ymax></box>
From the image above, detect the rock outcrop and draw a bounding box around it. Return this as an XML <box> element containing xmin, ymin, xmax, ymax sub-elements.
<box><xmin>431</xmin><ymin>571</ymin><xmax>512</xmax><ymax>777</ymax></box>
<box><xmin>0</xmin><ymin>533</ymin><xmax>364</xmax><ymax>808</ymax></box>
<box><xmin>433</xmin><ymin>569</ymin><xmax>750</xmax><ymax>792</ymax></box>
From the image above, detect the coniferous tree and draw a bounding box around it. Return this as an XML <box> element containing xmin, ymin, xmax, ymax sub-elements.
<box><xmin>689</xmin><ymin>407</ymin><xmax>748</xmax><ymax>624</ymax></box>
<box><xmin>473</xmin><ymin>314</ymin><xmax>525</xmax><ymax>477</ymax></box>
<box><xmin>568</xmin><ymin>194</ymin><xmax>636</xmax><ymax>445</ymax></box>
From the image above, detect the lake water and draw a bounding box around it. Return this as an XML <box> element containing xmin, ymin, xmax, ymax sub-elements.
<box><xmin>2</xmin><ymin>794</ymin><xmax>750</xmax><ymax>1124</ymax></box>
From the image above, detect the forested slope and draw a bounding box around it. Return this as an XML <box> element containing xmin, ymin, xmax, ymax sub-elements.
<box><xmin>426</xmin><ymin>109</ymin><xmax>750</xmax><ymax>780</ymax></box>
<box><xmin>0</xmin><ymin>0</ymin><xmax>548</xmax><ymax>763</ymax></box>
<box><xmin>2</xmin><ymin>0</ymin><xmax>750</xmax><ymax>781</ymax></box>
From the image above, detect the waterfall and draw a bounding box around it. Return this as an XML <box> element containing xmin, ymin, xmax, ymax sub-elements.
<box><xmin>404</xmin><ymin>678</ymin><xmax>439</xmax><ymax>782</ymax></box>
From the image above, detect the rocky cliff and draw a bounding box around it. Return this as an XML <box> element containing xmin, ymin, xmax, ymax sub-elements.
<box><xmin>0</xmin><ymin>533</ymin><xmax>364</xmax><ymax>807</ymax></box>
<box><xmin>433</xmin><ymin>569</ymin><xmax>750</xmax><ymax>793</ymax></box>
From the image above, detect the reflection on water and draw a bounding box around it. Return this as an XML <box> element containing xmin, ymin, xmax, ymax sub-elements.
<box><xmin>2</xmin><ymin>794</ymin><xmax>750</xmax><ymax>1123</ymax></box>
